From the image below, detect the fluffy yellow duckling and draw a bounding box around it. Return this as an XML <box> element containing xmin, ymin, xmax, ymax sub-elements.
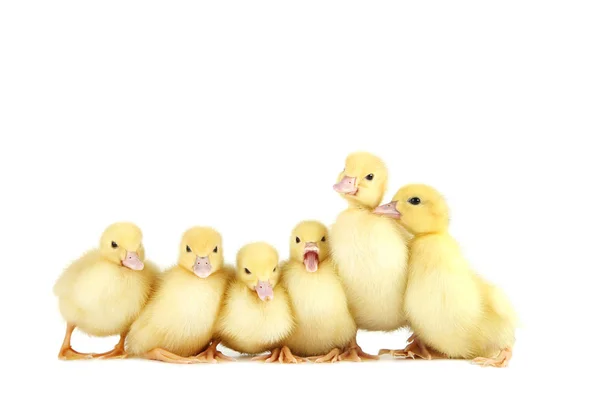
<box><xmin>374</xmin><ymin>184</ymin><xmax>517</xmax><ymax>367</ymax></box>
<box><xmin>126</xmin><ymin>227</ymin><xmax>234</xmax><ymax>364</ymax></box>
<box><xmin>53</xmin><ymin>222</ymin><xmax>158</xmax><ymax>360</ymax></box>
<box><xmin>281</xmin><ymin>221</ymin><xmax>358</xmax><ymax>362</ymax></box>
<box><xmin>217</xmin><ymin>242</ymin><xmax>300</xmax><ymax>363</ymax></box>
<box><xmin>330</xmin><ymin>152</ymin><xmax>410</xmax><ymax>358</ymax></box>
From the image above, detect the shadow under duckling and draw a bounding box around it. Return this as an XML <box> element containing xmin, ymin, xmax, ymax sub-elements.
<box><xmin>53</xmin><ymin>222</ymin><xmax>159</xmax><ymax>360</ymax></box>
<box><xmin>125</xmin><ymin>226</ymin><xmax>234</xmax><ymax>363</ymax></box>
<box><xmin>330</xmin><ymin>152</ymin><xmax>410</xmax><ymax>358</ymax></box>
<box><xmin>217</xmin><ymin>242</ymin><xmax>300</xmax><ymax>363</ymax></box>
<box><xmin>374</xmin><ymin>184</ymin><xmax>517</xmax><ymax>367</ymax></box>
<box><xmin>281</xmin><ymin>221</ymin><xmax>362</xmax><ymax>362</ymax></box>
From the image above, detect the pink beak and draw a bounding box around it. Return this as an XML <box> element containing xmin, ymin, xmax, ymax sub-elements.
<box><xmin>193</xmin><ymin>256</ymin><xmax>212</xmax><ymax>278</ymax></box>
<box><xmin>373</xmin><ymin>201</ymin><xmax>401</xmax><ymax>218</ymax></box>
<box><xmin>303</xmin><ymin>242</ymin><xmax>320</xmax><ymax>273</ymax></box>
<box><xmin>122</xmin><ymin>251</ymin><xmax>144</xmax><ymax>270</ymax></box>
<box><xmin>333</xmin><ymin>176</ymin><xmax>358</xmax><ymax>195</ymax></box>
<box><xmin>256</xmin><ymin>280</ymin><xmax>274</xmax><ymax>301</ymax></box>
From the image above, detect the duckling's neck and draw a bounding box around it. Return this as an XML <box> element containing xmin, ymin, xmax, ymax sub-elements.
<box><xmin>347</xmin><ymin>201</ymin><xmax>374</xmax><ymax>211</ymax></box>
<box><xmin>411</xmin><ymin>229</ymin><xmax>448</xmax><ymax>240</ymax></box>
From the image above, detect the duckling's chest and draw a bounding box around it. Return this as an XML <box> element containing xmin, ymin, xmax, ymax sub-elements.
<box><xmin>220</xmin><ymin>286</ymin><xmax>294</xmax><ymax>354</ymax></box>
<box><xmin>161</xmin><ymin>275</ymin><xmax>226</xmax><ymax>326</ymax></box>
<box><xmin>332</xmin><ymin>208</ymin><xmax>408</xmax><ymax>276</ymax></box>
<box><xmin>285</xmin><ymin>266</ymin><xmax>350</xmax><ymax>323</ymax></box>
<box><xmin>405</xmin><ymin>240</ymin><xmax>482</xmax><ymax>349</ymax></box>
<box><xmin>74</xmin><ymin>262</ymin><xmax>149</xmax><ymax>310</ymax></box>
<box><xmin>331</xmin><ymin>209</ymin><xmax>409</xmax><ymax>329</ymax></box>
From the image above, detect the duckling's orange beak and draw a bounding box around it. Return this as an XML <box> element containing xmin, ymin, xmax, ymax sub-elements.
<box><xmin>255</xmin><ymin>281</ymin><xmax>274</xmax><ymax>301</ymax></box>
<box><xmin>373</xmin><ymin>201</ymin><xmax>401</xmax><ymax>218</ymax></box>
<box><xmin>303</xmin><ymin>242</ymin><xmax>319</xmax><ymax>272</ymax></box>
<box><xmin>122</xmin><ymin>251</ymin><xmax>144</xmax><ymax>270</ymax></box>
<box><xmin>333</xmin><ymin>176</ymin><xmax>358</xmax><ymax>195</ymax></box>
<box><xmin>193</xmin><ymin>256</ymin><xmax>212</xmax><ymax>278</ymax></box>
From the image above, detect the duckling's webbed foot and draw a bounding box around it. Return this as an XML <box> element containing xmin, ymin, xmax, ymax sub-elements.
<box><xmin>472</xmin><ymin>348</ymin><xmax>512</xmax><ymax>368</ymax></box>
<box><xmin>338</xmin><ymin>339</ymin><xmax>379</xmax><ymax>362</ymax></box>
<box><xmin>59</xmin><ymin>347</ymin><xmax>94</xmax><ymax>360</ymax></box>
<box><xmin>196</xmin><ymin>340</ymin><xmax>235</xmax><ymax>363</ymax></box>
<box><xmin>252</xmin><ymin>348</ymin><xmax>282</xmax><ymax>362</ymax></box>
<box><xmin>143</xmin><ymin>348</ymin><xmax>204</xmax><ymax>364</ymax></box>
<box><xmin>92</xmin><ymin>333</ymin><xmax>127</xmax><ymax>359</ymax></box>
<box><xmin>379</xmin><ymin>334</ymin><xmax>435</xmax><ymax>360</ymax></box>
<box><xmin>277</xmin><ymin>346</ymin><xmax>306</xmax><ymax>363</ymax></box>
<box><xmin>58</xmin><ymin>323</ymin><xmax>94</xmax><ymax>360</ymax></box>
<box><xmin>252</xmin><ymin>346</ymin><xmax>306</xmax><ymax>363</ymax></box>
<box><xmin>309</xmin><ymin>348</ymin><xmax>342</xmax><ymax>363</ymax></box>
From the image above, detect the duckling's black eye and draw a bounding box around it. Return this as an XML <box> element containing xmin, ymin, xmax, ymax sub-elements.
<box><xmin>213</xmin><ymin>246</ymin><xmax>218</xmax><ymax>253</ymax></box>
<box><xmin>273</xmin><ymin>267</ymin><xmax>277</xmax><ymax>272</ymax></box>
<box><xmin>244</xmin><ymin>268</ymin><xmax>251</xmax><ymax>274</ymax></box>
<box><xmin>365</xmin><ymin>173</ymin><xmax>374</xmax><ymax>181</ymax></box>
<box><xmin>408</xmin><ymin>197</ymin><xmax>421</xmax><ymax>205</ymax></box>
<box><xmin>321</xmin><ymin>236</ymin><xmax>326</xmax><ymax>242</ymax></box>
<box><xmin>295</xmin><ymin>237</ymin><xmax>301</xmax><ymax>243</ymax></box>
<box><xmin>111</xmin><ymin>241</ymin><xmax>118</xmax><ymax>249</ymax></box>
<box><xmin>186</xmin><ymin>245</ymin><xmax>191</xmax><ymax>253</ymax></box>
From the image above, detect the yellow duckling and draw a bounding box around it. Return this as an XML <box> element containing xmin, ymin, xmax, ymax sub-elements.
<box><xmin>217</xmin><ymin>242</ymin><xmax>300</xmax><ymax>363</ymax></box>
<box><xmin>374</xmin><ymin>184</ymin><xmax>517</xmax><ymax>367</ymax></box>
<box><xmin>281</xmin><ymin>221</ymin><xmax>358</xmax><ymax>362</ymax></box>
<box><xmin>126</xmin><ymin>227</ymin><xmax>234</xmax><ymax>363</ymax></box>
<box><xmin>53</xmin><ymin>222</ymin><xmax>158</xmax><ymax>360</ymax></box>
<box><xmin>330</xmin><ymin>152</ymin><xmax>410</xmax><ymax>358</ymax></box>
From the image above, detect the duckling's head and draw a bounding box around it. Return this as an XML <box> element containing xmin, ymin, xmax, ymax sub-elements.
<box><xmin>178</xmin><ymin>227</ymin><xmax>223</xmax><ymax>278</ymax></box>
<box><xmin>374</xmin><ymin>184</ymin><xmax>449</xmax><ymax>234</ymax></box>
<box><xmin>333</xmin><ymin>152</ymin><xmax>388</xmax><ymax>209</ymax></box>
<box><xmin>290</xmin><ymin>220</ymin><xmax>330</xmax><ymax>272</ymax></box>
<box><xmin>100</xmin><ymin>222</ymin><xmax>145</xmax><ymax>270</ymax></box>
<box><xmin>236</xmin><ymin>242</ymin><xmax>279</xmax><ymax>301</ymax></box>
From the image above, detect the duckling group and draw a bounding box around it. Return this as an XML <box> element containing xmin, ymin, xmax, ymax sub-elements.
<box><xmin>54</xmin><ymin>152</ymin><xmax>516</xmax><ymax>367</ymax></box>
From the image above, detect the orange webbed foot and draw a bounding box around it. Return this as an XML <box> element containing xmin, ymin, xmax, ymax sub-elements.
<box><xmin>92</xmin><ymin>335</ymin><xmax>127</xmax><ymax>359</ymax></box>
<box><xmin>472</xmin><ymin>348</ymin><xmax>512</xmax><ymax>368</ymax></box>
<box><xmin>338</xmin><ymin>340</ymin><xmax>378</xmax><ymax>362</ymax></box>
<box><xmin>58</xmin><ymin>347</ymin><xmax>94</xmax><ymax>360</ymax></box>
<box><xmin>309</xmin><ymin>348</ymin><xmax>342</xmax><ymax>363</ymax></box>
<box><xmin>143</xmin><ymin>348</ymin><xmax>204</xmax><ymax>364</ymax></box>
<box><xmin>252</xmin><ymin>347</ymin><xmax>306</xmax><ymax>363</ymax></box>
<box><xmin>196</xmin><ymin>341</ymin><xmax>235</xmax><ymax>363</ymax></box>
<box><xmin>379</xmin><ymin>334</ymin><xmax>437</xmax><ymax>360</ymax></box>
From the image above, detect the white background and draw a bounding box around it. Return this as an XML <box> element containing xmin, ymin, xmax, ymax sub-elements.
<box><xmin>1</xmin><ymin>1</ymin><xmax>598</xmax><ymax>399</ymax></box>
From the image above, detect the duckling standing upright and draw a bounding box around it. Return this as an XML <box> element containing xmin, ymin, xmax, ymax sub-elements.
<box><xmin>330</xmin><ymin>152</ymin><xmax>410</xmax><ymax>358</ymax></box>
<box><xmin>281</xmin><ymin>221</ymin><xmax>357</xmax><ymax>362</ymax></box>
<box><xmin>53</xmin><ymin>222</ymin><xmax>158</xmax><ymax>360</ymax></box>
<box><xmin>126</xmin><ymin>227</ymin><xmax>233</xmax><ymax>363</ymax></box>
<box><xmin>374</xmin><ymin>184</ymin><xmax>517</xmax><ymax>367</ymax></box>
<box><xmin>217</xmin><ymin>242</ymin><xmax>300</xmax><ymax>363</ymax></box>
